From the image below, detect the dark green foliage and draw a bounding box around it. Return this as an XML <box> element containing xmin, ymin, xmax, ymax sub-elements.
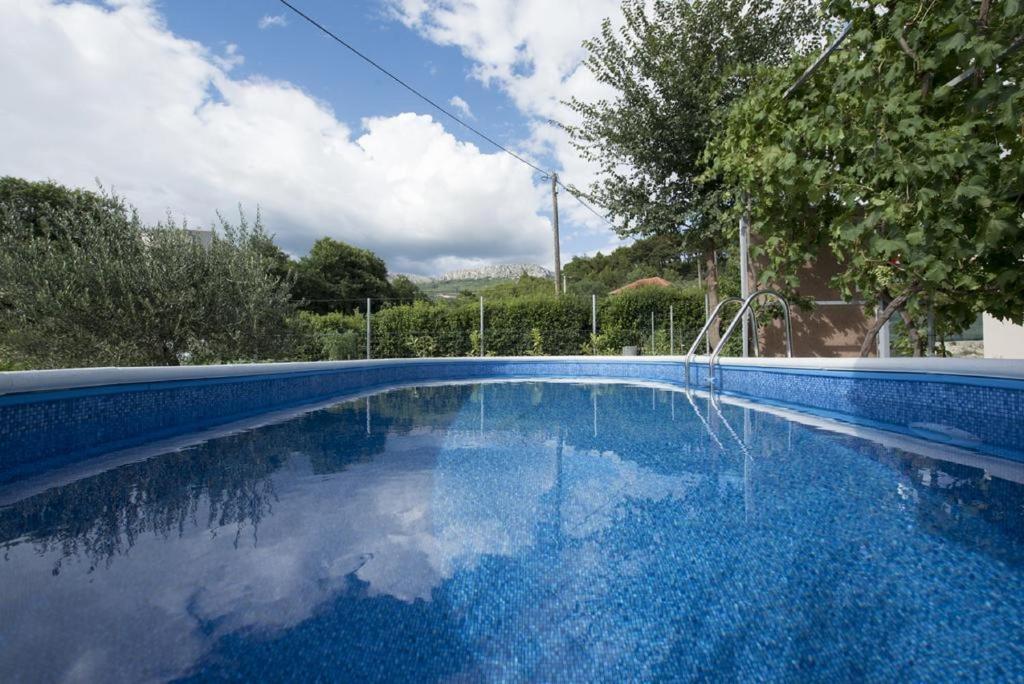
<box><xmin>390</xmin><ymin>275</ymin><xmax>428</xmax><ymax>306</ymax></box>
<box><xmin>370</xmin><ymin>296</ymin><xmax>593</xmax><ymax>357</ymax></box>
<box><xmin>710</xmin><ymin>0</ymin><xmax>1024</xmax><ymax>354</ymax></box>
<box><xmin>0</xmin><ymin>176</ymin><xmax>126</xmax><ymax>240</ymax></box>
<box><xmin>251</xmin><ymin>230</ymin><xmax>297</xmax><ymax>287</ymax></box>
<box><xmin>290</xmin><ymin>311</ymin><xmax>366</xmax><ymax>361</ymax></box>
<box><xmin>483</xmin><ymin>296</ymin><xmax>592</xmax><ymax>355</ymax></box>
<box><xmin>563</xmin><ymin>233</ymin><xmax>697</xmax><ymax>293</ymax></box>
<box><xmin>372</xmin><ymin>300</ymin><xmax>476</xmax><ymax>358</ymax></box>
<box><xmin>294</xmin><ymin>238</ymin><xmax>394</xmax><ymax>314</ymax></box>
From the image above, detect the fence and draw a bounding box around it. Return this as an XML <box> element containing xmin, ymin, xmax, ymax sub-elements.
<box><xmin>300</xmin><ymin>287</ymin><xmax>715</xmax><ymax>361</ymax></box>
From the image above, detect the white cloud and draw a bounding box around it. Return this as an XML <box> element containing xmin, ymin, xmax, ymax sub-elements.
<box><xmin>0</xmin><ymin>397</ymin><xmax>698</xmax><ymax>682</ymax></box>
<box><xmin>212</xmin><ymin>42</ymin><xmax>244</xmax><ymax>71</ymax></box>
<box><xmin>258</xmin><ymin>13</ymin><xmax>287</xmax><ymax>30</ymax></box>
<box><xmin>0</xmin><ymin>0</ymin><xmax>553</xmax><ymax>274</ymax></box>
<box><xmin>448</xmin><ymin>94</ymin><xmax>473</xmax><ymax>119</ymax></box>
<box><xmin>387</xmin><ymin>0</ymin><xmax>623</xmax><ymax>232</ymax></box>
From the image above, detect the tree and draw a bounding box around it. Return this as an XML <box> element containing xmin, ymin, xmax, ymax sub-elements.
<box><xmin>710</xmin><ymin>0</ymin><xmax>1024</xmax><ymax>356</ymax></box>
<box><xmin>250</xmin><ymin>225</ymin><xmax>297</xmax><ymax>287</ymax></box>
<box><xmin>0</xmin><ymin>176</ymin><xmax>125</xmax><ymax>240</ymax></box>
<box><xmin>565</xmin><ymin>0</ymin><xmax>821</xmax><ymax>340</ymax></box>
<box><xmin>0</xmin><ymin>184</ymin><xmax>296</xmax><ymax>367</ymax></box>
<box><xmin>390</xmin><ymin>275</ymin><xmax>428</xmax><ymax>306</ymax></box>
<box><xmin>294</xmin><ymin>238</ymin><xmax>394</xmax><ymax>314</ymax></box>
<box><xmin>563</xmin><ymin>233</ymin><xmax>695</xmax><ymax>292</ymax></box>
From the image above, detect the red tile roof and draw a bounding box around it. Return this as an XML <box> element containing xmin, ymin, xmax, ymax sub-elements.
<box><xmin>609</xmin><ymin>276</ymin><xmax>673</xmax><ymax>295</ymax></box>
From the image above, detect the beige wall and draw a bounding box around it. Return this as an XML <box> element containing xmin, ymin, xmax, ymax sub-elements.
<box><xmin>983</xmin><ymin>314</ymin><xmax>1024</xmax><ymax>359</ymax></box>
<box><xmin>757</xmin><ymin>246</ymin><xmax>871</xmax><ymax>358</ymax></box>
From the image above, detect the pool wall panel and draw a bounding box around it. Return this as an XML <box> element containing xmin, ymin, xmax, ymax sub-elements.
<box><xmin>2</xmin><ymin>357</ymin><xmax>1023</xmax><ymax>478</ymax></box>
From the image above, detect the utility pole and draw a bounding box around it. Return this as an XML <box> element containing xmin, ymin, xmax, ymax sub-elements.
<box><xmin>551</xmin><ymin>173</ymin><xmax>562</xmax><ymax>296</ymax></box>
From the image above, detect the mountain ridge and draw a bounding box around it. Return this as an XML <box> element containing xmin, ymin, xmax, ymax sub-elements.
<box><xmin>395</xmin><ymin>263</ymin><xmax>553</xmax><ymax>284</ymax></box>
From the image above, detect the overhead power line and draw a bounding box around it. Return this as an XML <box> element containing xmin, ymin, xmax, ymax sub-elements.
<box><xmin>275</xmin><ymin>0</ymin><xmax>620</xmax><ymax>256</ymax></box>
<box><xmin>275</xmin><ymin>0</ymin><xmax>549</xmax><ymax>177</ymax></box>
<box><xmin>557</xmin><ymin>180</ymin><xmax>616</xmax><ymax>230</ymax></box>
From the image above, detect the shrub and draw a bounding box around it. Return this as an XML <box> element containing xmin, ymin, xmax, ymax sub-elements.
<box><xmin>371</xmin><ymin>300</ymin><xmax>475</xmax><ymax>358</ymax></box>
<box><xmin>0</xmin><ymin>194</ymin><xmax>296</xmax><ymax>368</ymax></box>
<box><xmin>483</xmin><ymin>295</ymin><xmax>591</xmax><ymax>356</ymax></box>
<box><xmin>598</xmin><ymin>286</ymin><xmax>704</xmax><ymax>354</ymax></box>
<box><xmin>290</xmin><ymin>311</ymin><xmax>365</xmax><ymax>361</ymax></box>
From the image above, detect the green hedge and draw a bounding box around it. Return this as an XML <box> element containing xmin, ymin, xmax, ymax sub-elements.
<box><xmin>292</xmin><ymin>285</ymin><xmax>736</xmax><ymax>360</ymax></box>
<box><xmin>370</xmin><ymin>296</ymin><xmax>591</xmax><ymax>357</ymax></box>
<box><xmin>290</xmin><ymin>311</ymin><xmax>365</xmax><ymax>360</ymax></box>
<box><xmin>596</xmin><ymin>286</ymin><xmax>705</xmax><ymax>354</ymax></box>
<box><xmin>482</xmin><ymin>295</ymin><xmax>591</xmax><ymax>355</ymax></box>
<box><xmin>372</xmin><ymin>300</ymin><xmax>476</xmax><ymax>358</ymax></box>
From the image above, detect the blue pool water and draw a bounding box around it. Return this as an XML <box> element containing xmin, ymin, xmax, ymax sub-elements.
<box><xmin>1</xmin><ymin>380</ymin><xmax>1023</xmax><ymax>682</ymax></box>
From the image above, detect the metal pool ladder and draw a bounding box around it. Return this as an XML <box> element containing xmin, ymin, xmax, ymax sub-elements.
<box><xmin>707</xmin><ymin>289</ymin><xmax>793</xmax><ymax>387</ymax></box>
<box><xmin>683</xmin><ymin>296</ymin><xmax>744</xmax><ymax>385</ymax></box>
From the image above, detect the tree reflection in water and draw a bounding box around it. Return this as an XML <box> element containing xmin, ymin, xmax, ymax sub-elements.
<box><xmin>1</xmin><ymin>382</ymin><xmax>1023</xmax><ymax>683</ymax></box>
<box><xmin>2</xmin><ymin>381</ymin><xmax>1022</xmax><ymax>576</ymax></box>
<box><xmin>0</xmin><ymin>385</ymin><xmax>475</xmax><ymax>572</ymax></box>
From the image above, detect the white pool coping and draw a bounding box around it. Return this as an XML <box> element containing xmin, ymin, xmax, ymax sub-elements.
<box><xmin>1</xmin><ymin>355</ymin><xmax>1024</xmax><ymax>396</ymax></box>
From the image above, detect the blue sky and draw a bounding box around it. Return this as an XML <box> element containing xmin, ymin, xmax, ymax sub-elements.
<box><xmin>0</xmin><ymin>0</ymin><xmax>628</xmax><ymax>275</ymax></box>
<box><xmin>160</xmin><ymin>2</ymin><xmax>535</xmax><ymax>149</ymax></box>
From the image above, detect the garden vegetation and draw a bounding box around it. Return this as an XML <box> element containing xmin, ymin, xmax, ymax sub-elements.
<box><xmin>0</xmin><ymin>179</ymin><xmax>708</xmax><ymax>368</ymax></box>
<box><xmin>3</xmin><ymin>1</ymin><xmax>1019</xmax><ymax>366</ymax></box>
<box><xmin>568</xmin><ymin>0</ymin><xmax>1023</xmax><ymax>356</ymax></box>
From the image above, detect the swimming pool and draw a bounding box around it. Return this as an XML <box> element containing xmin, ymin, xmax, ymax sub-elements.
<box><xmin>1</xmin><ymin>359</ymin><xmax>1023</xmax><ymax>681</ymax></box>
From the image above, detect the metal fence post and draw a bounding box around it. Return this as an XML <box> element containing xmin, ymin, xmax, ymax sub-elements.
<box><xmin>926</xmin><ymin>299</ymin><xmax>936</xmax><ymax>356</ymax></box>
<box><xmin>877</xmin><ymin>303</ymin><xmax>891</xmax><ymax>358</ymax></box>
<box><xmin>670</xmin><ymin>305</ymin><xmax>674</xmax><ymax>355</ymax></box>
<box><xmin>650</xmin><ymin>311</ymin><xmax>655</xmax><ymax>355</ymax></box>
<box><xmin>479</xmin><ymin>296</ymin><xmax>484</xmax><ymax>357</ymax></box>
<box><xmin>591</xmin><ymin>294</ymin><xmax>597</xmax><ymax>354</ymax></box>
<box><xmin>740</xmin><ymin>205</ymin><xmax>751</xmax><ymax>357</ymax></box>
<box><xmin>366</xmin><ymin>298</ymin><xmax>371</xmax><ymax>360</ymax></box>
<box><xmin>704</xmin><ymin>291</ymin><xmax>711</xmax><ymax>354</ymax></box>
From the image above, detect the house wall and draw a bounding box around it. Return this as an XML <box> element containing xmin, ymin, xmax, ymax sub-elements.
<box><xmin>984</xmin><ymin>314</ymin><xmax>1024</xmax><ymax>359</ymax></box>
<box><xmin>756</xmin><ymin>246</ymin><xmax>872</xmax><ymax>358</ymax></box>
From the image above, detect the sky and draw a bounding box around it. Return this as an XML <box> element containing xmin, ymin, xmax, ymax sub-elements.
<box><xmin>0</xmin><ymin>0</ymin><xmax>630</xmax><ymax>275</ymax></box>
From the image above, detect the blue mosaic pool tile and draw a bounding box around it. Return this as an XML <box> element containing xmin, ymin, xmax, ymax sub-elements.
<box><xmin>2</xmin><ymin>359</ymin><xmax>1023</xmax><ymax>478</ymax></box>
<box><xmin>699</xmin><ymin>365</ymin><xmax>1024</xmax><ymax>456</ymax></box>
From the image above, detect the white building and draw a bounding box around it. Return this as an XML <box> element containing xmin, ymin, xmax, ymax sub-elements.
<box><xmin>983</xmin><ymin>314</ymin><xmax>1024</xmax><ymax>358</ymax></box>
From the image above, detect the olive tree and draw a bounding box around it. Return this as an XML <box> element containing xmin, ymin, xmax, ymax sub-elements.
<box><xmin>0</xmin><ymin>188</ymin><xmax>296</xmax><ymax>368</ymax></box>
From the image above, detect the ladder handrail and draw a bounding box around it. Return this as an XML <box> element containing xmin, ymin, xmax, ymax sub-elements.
<box><xmin>708</xmin><ymin>289</ymin><xmax>794</xmax><ymax>385</ymax></box>
<box><xmin>684</xmin><ymin>296</ymin><xmax>743</xmax><ymax>385</ymax></box>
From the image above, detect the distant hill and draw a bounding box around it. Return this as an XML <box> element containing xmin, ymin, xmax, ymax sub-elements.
<box><xmin>394</xmin><ymin>263</ymin><xmax>553</xmax><ymax>297</ymax></box>
<box><xmin>436</xmin><ymin>264</ymin><xmax>553</xmax><ymax>281</ymax></box>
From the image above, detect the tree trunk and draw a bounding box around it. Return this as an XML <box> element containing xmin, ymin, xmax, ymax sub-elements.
<box><xmin>858</xmin><ymin>285</ymin><xmax>918</xmax><ymax>357</ymax></box>
<box><xmin>975</xmin><ymin>0</ymin><xmax>992</xmax><ymax>87</ymax></box>
<box><xmin>899</xmin><ymin>309</ymin><xmax>923</xmax><ymax>357</ymax></box>
<box><xmin>703</xmin><ymin>247</ymin><xmax>721</xmax><ymax>347</ymax></box>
